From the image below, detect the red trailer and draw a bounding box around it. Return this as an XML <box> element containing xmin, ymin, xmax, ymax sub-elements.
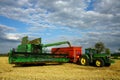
<box><xmin>51</xmin><ymin>46</ymin><xmax>82</xmax><ymax>63</ymax></box>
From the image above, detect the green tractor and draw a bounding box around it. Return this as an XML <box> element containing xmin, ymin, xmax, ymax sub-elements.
<box><xmin>79</xmin><ymin>48</ymin><xmax>112</xmax><ymax>67</ymax></box>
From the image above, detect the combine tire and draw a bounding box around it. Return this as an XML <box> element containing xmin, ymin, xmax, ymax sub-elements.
<box><xmin>79</xmin><ymin>56</ymin><xmax>89</xmax><ymax>66</ymax></box>
<box><xmin>95</xmin><ymin>58</ymin><xmax>104</xmax><ymax>67</ymax></box>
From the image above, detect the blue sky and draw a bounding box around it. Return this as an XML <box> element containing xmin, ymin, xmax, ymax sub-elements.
<box><xmin>85</xmin><ymin>0</ymin><xmax>95</xmax><ymax>11</ymax></box>
<box><xmin>0</xmin><ymin>15</ymin><xmax>28</xmax><ymax>32</ymax></box>
<box><xmin>0</xmin><ymin>0</ymin><xmax>120</xmax><ymax>53</ymax></box>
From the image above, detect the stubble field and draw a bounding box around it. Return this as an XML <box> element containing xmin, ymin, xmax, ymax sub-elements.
<box><xmin>0</xmin><ymin>57</ymin><xmax>120</xmax><ymax>80</ymax></box>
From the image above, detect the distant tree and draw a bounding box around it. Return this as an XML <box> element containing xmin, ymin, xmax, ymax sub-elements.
<box><xmin>95</xmin><ymin>42</ymin><xmax>105</xmax><ymax>53</ymax></box>
<box><xmin>105</xmin><ymin>48</ymin><xmax>111</xmax><ymax>54</ymax></box>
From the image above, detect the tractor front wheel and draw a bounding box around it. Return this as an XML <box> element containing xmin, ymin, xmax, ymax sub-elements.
<box><xmin>95</xmin><ymin>58</ymin><xmax>104</xmax><ymax>67</ymax></box>
<box><xmin>79</xmin><ymin>56</ymin><xmax>89</xmax><ymax>66</ymax></box>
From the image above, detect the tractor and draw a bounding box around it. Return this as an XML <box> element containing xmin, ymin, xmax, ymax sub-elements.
<box><xmin>79</xmin><ymin>48</ymin><xmax>111</xmax><ymax>67</ymax></box>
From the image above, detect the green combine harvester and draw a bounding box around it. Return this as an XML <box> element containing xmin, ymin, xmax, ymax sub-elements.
<box><xmin>9</xmin><ymin>36</ymin><xmax>70</xmax><ymax>65</ymax></box>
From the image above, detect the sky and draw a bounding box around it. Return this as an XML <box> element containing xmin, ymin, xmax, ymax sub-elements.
<box><xmin>0</xmin><ymin>0</ymin><xmax>120</xmax><ymax>53</ymax></box>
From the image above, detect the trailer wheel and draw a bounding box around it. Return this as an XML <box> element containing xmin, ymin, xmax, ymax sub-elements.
<box><xmin>95</xmin><ymin>58</ymin><xmax>104</xmax><ymax>67</ymax></box>
<box><xmin>79</xmin><ymin>56</ymin><xmax>89</xmax><ymax>66</ymax></box>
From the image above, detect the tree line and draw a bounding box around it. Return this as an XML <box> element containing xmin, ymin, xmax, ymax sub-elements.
<box><xmin>94</xmin><ymin>42</ymin><xmax>120</xmax><ymax>58</ymax></box>
<box><xmin>0</xmin><ymin>54</ymin><xmax>8</xmax><ymax>57</ymax></box>
<box><xmin>94</xmin><ymin>42</ymin><xmax>110</xmax><ymax>54</ymax></box>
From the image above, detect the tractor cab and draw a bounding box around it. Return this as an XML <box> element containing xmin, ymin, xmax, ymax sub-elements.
<box><xmin>85</xmin><ymin>48</ymin><xmax>97</xmax><ymax>54</ymax></box>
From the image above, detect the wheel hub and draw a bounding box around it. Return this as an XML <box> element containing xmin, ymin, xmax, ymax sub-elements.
<box><xmin>81</xmin><ymin>58</ymin><xmax>86</xmax><ymax>65</ymax></box>
<box><xmin>96</xmin><ymin>60</ymin><xmax>101</xmax><ymax>67</ymax></box>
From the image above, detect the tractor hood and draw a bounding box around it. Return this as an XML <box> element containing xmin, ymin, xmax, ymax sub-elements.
<box><xmin>93</xmin><ymin>53</ymin><xmax>115</xmax><ymax>63</ymax></box>
<box><xmin>93</xmin><ymin>53</ymin><xmax>110</xmax><ymax>57</ymax></box>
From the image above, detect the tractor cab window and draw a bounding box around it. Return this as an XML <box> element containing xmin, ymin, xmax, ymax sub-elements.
<box><xmin>85</xmin><ymin>49</ymin><xmax>91</xmax><ymax>54</ymax></box>
<box><xmin>85</xmin><ymin>49</ymin><xmax>96</xmax><ymax>54</ymax></box>
<box><xmin>91</xmin><ymin>49</ymin><xmax>95</xmax><ymax>54</ymax></box>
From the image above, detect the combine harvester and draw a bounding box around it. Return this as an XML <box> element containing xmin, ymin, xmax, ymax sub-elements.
<box><xmin>9</xmin><ymin>36</ymin><xmax>113</xmax><ymax>67</ymax></box>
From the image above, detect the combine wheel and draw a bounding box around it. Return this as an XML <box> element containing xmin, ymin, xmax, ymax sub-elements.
<box><xmin>79</xmin><ymin>56</ymin><xmax>89</xmax><ymax>66</ymax></box>
<box><xmin>95</xmin><ymin>58</ymin><xmax>104</xmax><ymax>67</ymax></box>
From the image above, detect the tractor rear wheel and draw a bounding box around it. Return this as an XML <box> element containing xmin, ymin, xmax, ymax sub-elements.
<box><xmin>79</xmin><ymin>56</ymin><xmax>89</xmax><ymax>66</ymax></box>
<box><xmin>95</xmin><ymin>58</ymin><xmax>104</xmax><ymax>67</ymax></box>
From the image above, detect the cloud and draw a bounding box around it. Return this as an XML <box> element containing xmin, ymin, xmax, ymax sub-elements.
<box><xmin>0</xmin><ymin>0</ymin><xmax>87</xmax><ymax>30</ymax></box>
<box><xmin>0</xmin><ymin>0</ymin><xmax>120</xmax><ymax>53</ymax></box>
<box><xmin>0</xmin><ymin>24</ymin><xmax>16</xmax><ymax>41</ymax></box>
<box><xmin>94</xmin><ymin>0</ymin><xmax>120</xmax><ymax>14</ymax></box>
<box><xmin>0</xmin><ymin>24</ymin><xmax>19</xmax><ymax>53</ymax></box>
<box><xmin>0</xmin><ymin>0</ymin><xmax>119</xmax><ymax>30</ymax></box>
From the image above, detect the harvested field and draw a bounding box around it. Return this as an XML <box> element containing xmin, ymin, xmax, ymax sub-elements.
<box><xmin>0</xmin><ymin>57</ymin><xmax>120</xmax><ymax>80</ymax></box>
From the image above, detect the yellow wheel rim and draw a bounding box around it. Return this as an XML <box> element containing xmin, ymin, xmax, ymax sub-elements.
<box><xmin>96</xmin><ymin>60</ymin><xmax>101</xmax><ymax>67</ymax></box>
<box><xmin>81</xmin><ymin>58</ymin><xmax>86</xmax><ymax>65</ymax></box>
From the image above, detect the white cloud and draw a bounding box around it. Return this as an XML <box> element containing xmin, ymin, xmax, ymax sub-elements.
<box><xmin>6</xmin><ymin>33</ymin><xmax>20</xmax><ymax>40</ymax></box>
<box><xmin>94</xmin><ymin>0</ymin><xmax>120</xmax><ymax>14</ymax></box>
<box><xmin>0</xmin><ymin>24</ymin><xmax>16</xmax><ymax>40</ymax></box>
<box><xmin>0</xmin><ymin>24</ymin><xmax>19</xmax><ymax>53</ymax></box>
<box><xmin>0</xmin><ymin>0</ymin><xmax>120</xmax><ymax>53</ymax></box>
<box><xmin>0</xmin><ymin>24</ymin><xmax>16</xmax><ymax>32</ymax></box>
